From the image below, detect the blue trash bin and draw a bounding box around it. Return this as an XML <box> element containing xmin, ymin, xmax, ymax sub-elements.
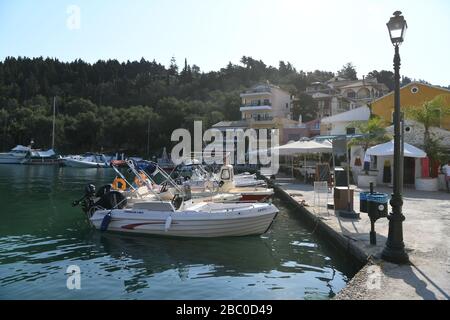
<box><xmin>367</xmin><ymin>193</ymin><xmax>389</xmax><ymax>217</ymax></box>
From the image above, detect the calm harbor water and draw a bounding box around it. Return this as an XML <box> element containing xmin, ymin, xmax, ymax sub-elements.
<box><xmin>0</xmin><ymin>165</ymin><xmax>354</xmax><ymax>300</ymax></box>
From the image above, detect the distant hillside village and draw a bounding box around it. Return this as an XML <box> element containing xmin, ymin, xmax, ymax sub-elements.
<box><xmin>212</xmin><ymin>78</ymin><xmax>450</xmax><ymax>150</ymax></box>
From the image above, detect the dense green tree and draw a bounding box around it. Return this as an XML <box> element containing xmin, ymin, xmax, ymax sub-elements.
<box><xmin>293</xmin><ymin>93</ymin><xmax>317</xmax><ymax>122</ymax></box>
<box><xmin>338</xmin><ymin>62</ymin><xmax>358</xmax><ymax>80</ymax></box>
<box><xmin>367</xmin><ymin>70</ymin><xmax>395</xmax><ymax>91</ymax></box>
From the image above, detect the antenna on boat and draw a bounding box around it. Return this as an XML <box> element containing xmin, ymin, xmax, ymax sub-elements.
<box><xmin>52</xmin><ymin>96</ymin><xmax>56</xmax><ymax>150</ymax></box>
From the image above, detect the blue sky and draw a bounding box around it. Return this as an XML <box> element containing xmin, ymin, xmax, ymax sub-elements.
<box><xmin>0</xmin><ymin>0</ymin><xmax>449</xmax><ymax>86</ymax></box>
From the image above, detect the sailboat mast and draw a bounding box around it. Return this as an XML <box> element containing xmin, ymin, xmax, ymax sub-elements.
<box><xmin>52</xmin><ymin>97</ymin><xmax>56</xmax><ymax>150</ymax></box>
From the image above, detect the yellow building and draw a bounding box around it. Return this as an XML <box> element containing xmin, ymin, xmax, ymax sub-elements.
<box><xmin>371</xmin><ymin>82</ymin><xmax>450</xmax><ymax>130</ymax></box>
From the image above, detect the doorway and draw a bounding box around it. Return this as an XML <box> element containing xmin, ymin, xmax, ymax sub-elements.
<box><xmin>403</xmin><ymin>157</ymin><xmax>415</xmax><ymax>185</ymax></box>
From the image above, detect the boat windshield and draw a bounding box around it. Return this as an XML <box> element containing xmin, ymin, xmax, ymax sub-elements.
<box><xmin>11</xmin><ymin>145</ymin><xmax>30</xmax><ymax>154</ymax></box>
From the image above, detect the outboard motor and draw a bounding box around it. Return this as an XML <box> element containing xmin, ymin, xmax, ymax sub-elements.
<box><xmin>72</xmin><ymin>184</ymin><xmax>96</xmax><ymax>214</ymax></box>
<box><xmin>95</xmin><ymin>184</ymin><xmax>112</xmax><ymax>198</ymax></box>
<box><xmin>95</xmin><ymin>191</ymin><xmax>127</xmax><ymax>210</ymax></box>
<box><xmin>72</xmin><ymin>183</ymin><xmax>127</xmax><ymax>217</ymax></box>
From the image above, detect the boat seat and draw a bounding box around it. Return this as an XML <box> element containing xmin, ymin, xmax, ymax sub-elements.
<box><xmin>136</xmin><ymin>186</ymin><xmax>152</xmax><ymax>197</ymax></box>
<box><xmin>132</xmin><ymin>201</ymin><xmax>175</xmax><ymax>212</ymax></box>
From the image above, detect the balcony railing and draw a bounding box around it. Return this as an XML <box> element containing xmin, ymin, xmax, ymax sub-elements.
<box><xmin>241</xmin><ymin>102</ymin><xmax>272</xmax><ymax>107</ymax></box>
<box><xmin>250</xmin><ymin>116</ymin><xmax>274</xmax><ymax>122</ymax></box>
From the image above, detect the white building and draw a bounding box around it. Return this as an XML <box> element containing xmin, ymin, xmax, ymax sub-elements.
<box><xmin>304</xmin><ymin>77</ymin><xmax>389</xmax><ymax>119</ymax></box>
<box><xmin>240</xmin><ymin>82</ymin><xmax>294</xmax><ymax>122</ymax></box>
<box><xmin>320</xmin><ymin>106</ymin><xmax>371</xmax><ymax>136</ymax></box>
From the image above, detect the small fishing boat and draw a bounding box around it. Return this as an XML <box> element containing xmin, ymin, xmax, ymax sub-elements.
<box><xmin>21</xmin><ymin>149</ymin><xmax>62</xmax><ymax>165</ymax></box>
<box><xmin>73</xmin><ymin>184</ymin><xmax>278</xmax><ymax>238</ymax></box>
<box><xmin>108</xmin><ymin>159</ymin><xmax>242</xmax><ymax>204</ymax></box>
<box><xmin>179</xmin><ymin>164</ymin><xmax>273</xmax><ymax>202</ymax></box>
<box><xmin>174</xmin><ymin>161</ymin><xmax>266</xmax><ymax>188</ymax></box>
<box><xmin>0</xmin><ymin>145</ymin><xmax>31</xmax><ymax>164</ymax></box>
<box><xmin>90</xmin><ymin>202</ymin><xmax>278</xmax><ymax>238</ymax></box>
<box><xmin>62</xmin><ymin>153</ymin><xmax>110</xmax><ymax>168</ymax></box>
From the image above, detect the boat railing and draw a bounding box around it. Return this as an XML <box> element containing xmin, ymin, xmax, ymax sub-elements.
<box><xmin>126</xmin><ymin>160</ymin><xmax>186</xmax><ymax>203</ymax></box>
<box><xmin>110</xmin><ymin>163</ymin><xmax>140</xmax><ymax>194</ymax></box>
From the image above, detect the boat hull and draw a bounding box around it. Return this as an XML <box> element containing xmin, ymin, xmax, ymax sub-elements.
<box><xmin>234</xmin><ymin>179</ymin><xmax>266</xmax><ymax>187</ymax></box>
<box><xmin>0</xmin><ymin>155</ymin><xmax>27</xmax><ymax>164</ymax></box>
<box><xmin>89</xmin><ymin>203</ymin><xmax>278</xmax><ymax>238</ymax></box>
<box><xmin>63</xmin><ymin>158</ymin><xmax>109</xmax><ymax>168</ymax></box>
<box><xmin>240</xmin><ymin>193</ymin><xmax>272</xmax><ymax>202</ymax></box>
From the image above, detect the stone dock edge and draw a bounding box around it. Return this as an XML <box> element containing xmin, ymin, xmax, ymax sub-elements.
<box><xmin>265</xmin><ymin>177</ymin><xmax>374</xmax><ymax>299</ymax></box>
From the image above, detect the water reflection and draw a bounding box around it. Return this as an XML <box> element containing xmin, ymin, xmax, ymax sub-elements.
<box><xmin>0</xmin><ymin>165</ymin><xmax>353</xmax><ymax>299</ymax></box>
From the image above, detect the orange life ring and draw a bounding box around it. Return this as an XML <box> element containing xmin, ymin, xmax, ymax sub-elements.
<box><xmin>134</xmin><ymin>172</ymin><xmax>148</xmax><ymax>187</ymax></box>
<box><xmin>112</xmin><ymin>177</ymin><xmax>127</xmax><ymax>191</ymax></box>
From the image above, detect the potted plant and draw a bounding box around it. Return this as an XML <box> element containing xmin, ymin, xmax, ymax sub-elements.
<box><xmin>405</xmin><ymin>95</ymin><xmax>450</xmax><ymax>191</ymax></box>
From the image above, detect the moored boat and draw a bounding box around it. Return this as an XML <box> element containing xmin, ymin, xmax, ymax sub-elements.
<box><xmin>62</xmin><ymin>153</ymin><xmax>110</xmax><ymax>168</ymax></box>
<box><xmin>0</xmin><ymin>145</ymin><xmax>31</xmax><ymax>164</ymax></box>
<box><xmin>181</xmin><ymin>164</ymin><xmax>273</xmax><ymax>202</ymax></box>
<box><xmin>74</xmin><ymin>184</ymin><xmax>278</xmax><ymax>238</ymax></box>
<box><xmin>72</xmin><ymin>160</ymin><xmax>279</xmax><ymax>238</ymax></box>
<box><xmin>89</xmin><ymin>201</ymin><xmax>278</xmax><ymax>238</ymax></box>
<box><xmin>21</xmin><ymin>149</ymin><xmax>62</xmax><ymax>165</ymax></box>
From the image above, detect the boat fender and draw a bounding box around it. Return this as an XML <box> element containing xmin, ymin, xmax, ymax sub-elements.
<box><xmin>100</xmin><ymin>212</ymin><xmax>112</xmax><ymax>232</ymax></box>
<box><xmin>164</xmin><ymin>216</ymin><xmax>172</xmax><ymax>232</ymax></box>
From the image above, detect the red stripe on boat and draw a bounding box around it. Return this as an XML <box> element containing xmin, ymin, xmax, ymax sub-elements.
<box><xmin>121</xmin><ymin>221</ymin><xmax>168</xmax><ymax>230</ymax></box>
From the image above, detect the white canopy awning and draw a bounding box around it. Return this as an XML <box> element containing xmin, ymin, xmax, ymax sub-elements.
<box><xmin>365</xmin><ymin>140</ymin><xmax>426</xmax><ymax>158</ymax></box>
<box><xmin>249</xmin><ymin>139</ymin><xmax>332</xmax><ymax>156</ymax></box>
<box><xmin>276</xmin><ymin>140</ymin><xmax>332</xmax><ymax>155</ymax></box>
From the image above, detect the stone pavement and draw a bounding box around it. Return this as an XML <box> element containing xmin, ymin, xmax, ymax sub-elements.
<box><xmin>272</xmin><ymin>175</ymin><xmax>450</xmax><ymax>300</ymax></box>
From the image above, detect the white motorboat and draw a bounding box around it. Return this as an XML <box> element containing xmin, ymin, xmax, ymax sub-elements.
<box><xmin>181</xmin><ymin>164</ymin><xmax>273</xmax><ymax>202</ymax></box>
<box><xmin>74</xmin><ymin>184</ymin><xmax>278</xmax><ymax>238</ymax></box>
<box><xmin>107</xmin><ymin>160</ymin><xmax>242</xmax><ymax>204</ymax></box>
<box><xmin>73</xmin><ymin>160</ymin><xmax>278</xmax><ymax>237</ymax></box>
<box><xmin>21</xmin><ymin>149</ymin><xmax>62</xmax><ymax>165</ymax></box>
<box><xmin>63</xmin><ymin>153</ymin><xmax>110</xmax><ymax>168</ymax></box>
<box><xmin>0</xmin><ymin>145</ymin><xmax>31</xmax><ymax>164</ymax></box>
<box><xmin>89</xmin><ymin>201</ymin><xmax>278</xmax><ymax>238</ymax></box>
<box><xmin>174</xmin><ymin>161</ymin><xmax>267</xmax><ymax>191</ymax></box>
<box><xmin>234</xmin><ymin>175</ymin><xmax>266</xmax><ymax>187</ymax></box>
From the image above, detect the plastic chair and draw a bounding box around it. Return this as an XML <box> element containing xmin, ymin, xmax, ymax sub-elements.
<box><xmin>313</xmin><ymin>181</ymin><xmax>330</xmax><ymax>215</ymax></box>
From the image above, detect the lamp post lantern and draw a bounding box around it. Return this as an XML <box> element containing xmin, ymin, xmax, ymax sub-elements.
<box><xmin>381</xmin><ymin>11</ymin><xmax>409</xmax><ymax>264</ymax></box>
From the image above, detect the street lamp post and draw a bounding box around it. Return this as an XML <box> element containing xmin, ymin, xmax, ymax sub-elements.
<box><xmin>381</xmin><ymin>11</ymin><xmax>409</xmax><ymax>264</ymax></box>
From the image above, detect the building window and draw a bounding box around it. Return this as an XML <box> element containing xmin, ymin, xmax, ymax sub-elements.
<box><xmin>264</xmin><ymin>99</ymin><xmax>270</xmax><ymax>105</ymax></box>
<box><xmin>286</xmin><ymin>103</ymin><xmax>289</xmax><ymax>109</ymax></box>
<box><xmin>346</xmin><ymin>90</ymin><xmax>356</xmax><ymax>98</ymax></box>
<box><xmin>411</xmin><ymin>86</ymin><xmax>419</xmax><ymax>94</ymax></box>
<box><xmin>346</xmin><ymin>127</ymin><xmax>356</xmax><ymax>135</ymax></box>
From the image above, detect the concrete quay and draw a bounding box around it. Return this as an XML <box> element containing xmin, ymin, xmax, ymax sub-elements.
<box><xmin>268</xmin><ymin>174</ymin><xmax>450</xmax><ymax>300</ymax></box>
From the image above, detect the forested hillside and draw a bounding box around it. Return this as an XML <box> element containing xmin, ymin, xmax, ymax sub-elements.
<box><xmin>0</xmin><ymin>56</ymin><xmax>392</xmax><ymax>156</ymax></box>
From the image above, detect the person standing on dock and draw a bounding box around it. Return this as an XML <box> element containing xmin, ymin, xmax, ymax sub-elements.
<box><xmin>363</xmin><ymin>153</ymin><xmax>371</xmax><ymax>174</ymax></box>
